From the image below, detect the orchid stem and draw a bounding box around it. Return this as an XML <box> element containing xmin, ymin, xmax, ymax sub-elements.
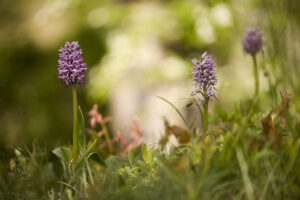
<box><xmin>203</xmin><ymin>89</ymin><xmax>209</xmax><ymax>133</ymax></box>
<box><xmin>203</xmin><ymin>97</ymin><xmax>209</xmax><ymax>133</ymax></box>
<box><xmin>72</xmin><ymin>86</ymin><xmax>78</xmax><ymax>161</ymax></box>
<box><xmin>252</xmin><ymin>54</ymin><xmax>259</xmax><ymax>98</ymax></box>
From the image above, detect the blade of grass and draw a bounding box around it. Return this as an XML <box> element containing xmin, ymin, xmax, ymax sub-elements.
<box><xmin>260</xmin><ymin>160</ymin><xmax>280</xmax><ymax>200</ymax></box>
<box><xmin>78</xmin><ymin>106</ymin><xmax>86</xmax><ymax>153</ymax></box>
<box><xmin>84</xmin><ymin>156</ymin><xmax>94</xmax><ymax>185</ymax></box>
<box><xmin>194</xmin><ymin>98</ymin><xmax>203</xmax><ymax>125</ymax></box>
<box><xmin>236</xmin><ymin>148</ymin><xmax>254</xmax><ymax>200</ymax></box>
<box><xmin>156</xmin><ymin>96</ymin><xmax>192</xmax><ymax>133</ymax></box>
<box><xmin>283</xmin><ymin>139</ymin><xmax>300</xmax><ymax>181</ymax></box>
<box><xmin>57</xmin><ymin>181</ymin><xmax>79</xmax><ymax>193</ymax></box>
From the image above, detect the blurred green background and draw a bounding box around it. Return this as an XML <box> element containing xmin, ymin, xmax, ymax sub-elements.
<box><xmin>1</xmin><ymin>0</ymin><xmax>300</xmax><ymax>152</ymax></box>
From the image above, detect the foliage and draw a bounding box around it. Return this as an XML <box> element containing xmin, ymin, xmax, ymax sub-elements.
<box><xmin>1</xmin><ymin>0</ymin><xmax>300</xmax><ymax>200</ymax></box>
<box><xmin>1</xmin><ymin>91</ymin><xmax>300</xmax><ymax>199</ymax></box>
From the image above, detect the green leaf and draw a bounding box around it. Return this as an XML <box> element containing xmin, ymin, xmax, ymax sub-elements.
<box><xmin>142</xmin><ymin>143</ymin><xmax>153</xmax><ymax>164</ymax></box>
<box><xmin>53</xmin><ymin>146</ymin><xmax>73</xmax><ymax>163</ymax></box>
<box><xmin>52</xmin><ymin>146</ymin><xmax>72</xmax><ymax>171</ymax></box>
<box><xmin>126</xmin><ymin>145</ymin><xmax>142</xmax><ymax>166</ymax></box>
<box><xmin>84</xmin><ymin>139</ymin><xmax>97</xmax><ymax>157</ymax></box>
<box><xmin>88</xmin><ymin>152</ymin><xmax>106</xmax><ymax>167</ymax></box>
<box><xmin>78</xmin><ymin>106</ymin><xmax>86</xmax><ymax>153</ymax></box>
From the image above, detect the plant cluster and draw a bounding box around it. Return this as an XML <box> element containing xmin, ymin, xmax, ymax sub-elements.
<box><xmin>0</xmin><ymin>28</ymin><xmax>300</xmax><ymax>200</ymax></box>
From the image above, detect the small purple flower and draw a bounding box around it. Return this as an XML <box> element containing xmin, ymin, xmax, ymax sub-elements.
<box><xmin>242</xmin><ymin>28</ymin><xmax>263</xmax><ymax>56</ymax></box>
<box><xmin>58</xmin><ymin>41</ymin><xmax>87</xmax><ymax>87</ymax></box>
<box><xmin>191</xmin><ymin>52</ymin><xmax>217</xmax><ymax>103</ymax></box>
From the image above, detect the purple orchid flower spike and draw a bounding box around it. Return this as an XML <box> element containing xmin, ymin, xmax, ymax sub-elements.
<box><xmin>191</xmin><ymin>52</ymin><xmax>217</xmax><ymax>103</ymax></box>
<box><xmin>58</xmin><ymin>41</ymin><xmax>87</xmax><ymax>87</ymax></box>
<box><xmin>242</xmin><ymin>28</ymin><xmax>264</xmax><ymax>56</ymax></box>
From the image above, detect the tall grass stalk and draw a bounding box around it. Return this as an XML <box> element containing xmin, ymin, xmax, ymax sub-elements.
<box><xmin>236</xmin><ymin>148</ymin><xmax>254</xmax><ymax>200</ymax></box>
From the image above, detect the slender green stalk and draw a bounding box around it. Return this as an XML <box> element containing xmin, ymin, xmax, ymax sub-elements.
<box><xmin>203</xmin><ymin>90</ymin><xmax>209</xmax><ymax>133</ymax></box>
<box><xmin>203</xmin><ymin>98</ymin><xmax>209</xmax><ymax>133</ymax></box>
<box><xmin>72</xmin><ymin>86</ymin><xmax>78</xmax><ymax>161</ymax></box>
<box><xmin>194</xmin><ymin>98</ymin><xmax>203</xmax><ymax>138</ymax></box>
<box><xmin>252</xmin><ymin>54</ymin><xmax>259</xmax><ymax>98</ymax></box>
<box><xmin>246</xmin><ymin>55</ymin><xmax>259</xmax><ymax>122</ymax></box>
<box><xmin>156</xmin><ymin>96</ymin><xmax>193</xmax><ymax>133</ymax></box>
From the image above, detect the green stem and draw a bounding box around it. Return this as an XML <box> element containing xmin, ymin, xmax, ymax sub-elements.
<box><xmin>72</xmin><ymin>86</ymin><xmax>78</xmax><ymax>161</ymax></box>
<box><xmin>203</xmin><ymin>91</ymin><xmax>209</xmax><ymax>133</ymax></box>
<box><xmin>252</xmin><ymin>54</ymin><xmax>259</xmax><ymax>98</ymax></box>
<box><xmin>246</xmin><ymin>54</ymin><xmax>259</xmax><ymax>122</ymax></box>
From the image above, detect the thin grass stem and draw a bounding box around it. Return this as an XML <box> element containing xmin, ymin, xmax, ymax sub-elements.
<box><xmin>156</xmin><ymin>96</ymin><xmax>193</xmax><ymax>134</ymax></box>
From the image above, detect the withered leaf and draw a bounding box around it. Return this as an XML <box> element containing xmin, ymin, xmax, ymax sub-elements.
<box><xmin>261</xmin><ymin>109</ymin><xmax>281</xmax><ymax>152</ymax></box>
<box><xmin>169</xmin><ymin>125</ymin><xmax>191</xmax><ymax>143</ymax></box>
